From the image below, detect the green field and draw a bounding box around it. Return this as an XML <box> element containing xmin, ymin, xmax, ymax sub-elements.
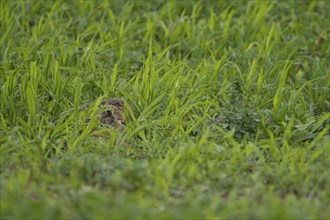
<box><xmin>1</xmin><ymin>1</ymin><xmax>329</xmax><ymax>219</ymax></box>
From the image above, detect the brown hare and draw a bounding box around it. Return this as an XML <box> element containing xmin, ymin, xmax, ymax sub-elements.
<box><xmin>80</xmin><ymin>98</ymin><xmax>125</xmax><ymax>129</ymax></box>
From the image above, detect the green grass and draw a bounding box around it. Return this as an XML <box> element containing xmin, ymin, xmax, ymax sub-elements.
<box><xmin>1</xmin><ymin>0</ymin><xmax>329</xmax><ymax>219</ymax></box>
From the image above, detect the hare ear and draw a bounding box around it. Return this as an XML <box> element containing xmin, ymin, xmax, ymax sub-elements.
<box><xmin>119</xmin><ymin>98</ymin><xmax>125</xmax><ymax>107</ymax></box>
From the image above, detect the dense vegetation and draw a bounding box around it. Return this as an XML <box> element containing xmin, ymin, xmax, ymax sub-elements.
<box><xmin>1</xmin><ymin>1</ymin><xmax>329</xmax><ymax>219</ymax></box>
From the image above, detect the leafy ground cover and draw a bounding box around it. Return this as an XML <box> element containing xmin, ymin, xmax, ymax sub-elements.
<box><xmin>0</xmin><ymin>1</ymin><xmax>329</xmax><ymax>219</ymax></box>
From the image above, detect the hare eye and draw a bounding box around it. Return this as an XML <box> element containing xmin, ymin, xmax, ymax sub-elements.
<box><xmin>106</xmin><ymin>110</ymin><xmax>112</xmax><ymax>117</ymax></box>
